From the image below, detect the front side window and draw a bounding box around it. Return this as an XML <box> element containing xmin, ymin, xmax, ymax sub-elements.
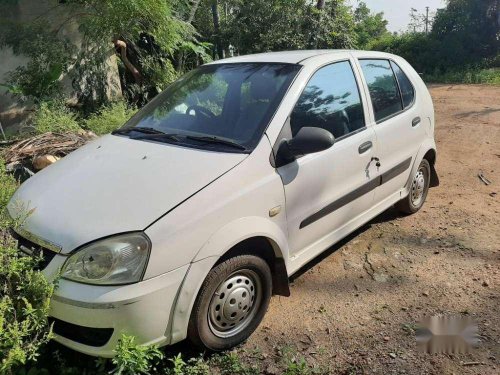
<box><xmin>290</xmin><ymin>61</ymin><xmax>365</xmax><ymax>139</ymax></box>
<box><xmin>117</xmin><ymin>63</ymin><xmax>301</xmax><ymax>152</ymax></box>
<box><xmin>391</xmin><ymin>61</ymin><xmax>415</xmax><ymax>108</ymax></box>
<box><xmin>359</xmin><ymin>59</ymin><xmax>403</xmax><ymax>122</ymax></box>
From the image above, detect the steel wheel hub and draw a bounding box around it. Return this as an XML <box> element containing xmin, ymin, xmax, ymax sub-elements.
<box><xmin>411</xmin><ymin>168</ymin><xmax>426</xmax><ymax>206</ymax></box>
<box><xmin>208</xmin><ymin>271</ymin><xmax>260</xmax><ymax>338</ymax></box>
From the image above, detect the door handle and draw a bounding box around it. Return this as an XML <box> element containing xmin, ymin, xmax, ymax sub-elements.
<box><xmin>412</xmin><ymin>117</ymin><xmax>421</xmax><ymax>127</ymax></box>
<box><xmin>358</xmin><ymin>141</ymin><xmax>373</xmax><ymax>154</ymax></box>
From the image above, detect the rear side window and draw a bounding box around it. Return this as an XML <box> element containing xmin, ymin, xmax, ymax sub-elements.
<box><xmin>391</xmin><ymin>61</ymin><xmax>415</xmax><ymax>108</ymax></box>
<box><xmin>359</xmin><ymin>59</ymin><xmax>402</xmax><ymax>122</ymax></box>
<box><xmin>291</xmin><ymin>61</ymin><xmax>365</xmax><ymax>139</ymax></box>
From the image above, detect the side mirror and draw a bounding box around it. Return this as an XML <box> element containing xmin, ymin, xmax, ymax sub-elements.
<box><xmin>275</xmin><ymin>127</ymin><xmax>335</xmax><ymax>167</ymax></box>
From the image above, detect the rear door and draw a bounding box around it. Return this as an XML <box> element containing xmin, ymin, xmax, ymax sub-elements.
<box><xmin>276</xmin><ymin>59</ymin><xmax>378</xmax><ymax>259</ymax></box>
<box><xmin>356</xmin><ymin>58</ymin><xmax>426</xmax><ymax>204</ymax></box>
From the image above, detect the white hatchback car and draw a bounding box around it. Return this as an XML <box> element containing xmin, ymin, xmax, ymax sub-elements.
<box><xmin>8</xmin><ymin>50</ymin><xmax>438</xmax><ymax>356</ymax></box>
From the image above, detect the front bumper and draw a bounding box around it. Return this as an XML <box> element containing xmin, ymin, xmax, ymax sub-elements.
<box><xmin>48</xmin><ymin>257</ymin><xmax>189</xmax><ymax>357</ymax></box>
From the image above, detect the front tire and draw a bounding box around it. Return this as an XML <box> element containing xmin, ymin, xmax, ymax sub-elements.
<box><xmin>187</xmin><ymin>255</ymin><xmax>272</xmax><ymax>351</ymax></box>
<box><xmin>396</xmin><ymin>159</ymin><xmax>431</xmax><ymax>214</ymax></box>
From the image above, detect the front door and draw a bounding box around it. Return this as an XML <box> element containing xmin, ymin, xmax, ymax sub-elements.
<box><xmin>276</xmin><ymin>60</ymin><xmax>378</xmax><ymax>259</ymax></box>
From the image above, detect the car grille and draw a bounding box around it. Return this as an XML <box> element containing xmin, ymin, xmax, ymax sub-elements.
<box><xmin>11</xmin><ymin>230</ymin><xmax>57</xmax><ymax>270</ymax></box>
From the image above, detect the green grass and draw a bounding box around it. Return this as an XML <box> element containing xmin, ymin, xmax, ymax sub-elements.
<box><xmin>425</xmin><ymin>68</ymin><xmax>500</xmax><ymax>85</ymax></box>
<box><xmin>83</xmin><ymin>101</ymin><xmax>137</xmax><ymax>136</ymax></box>
<box><xmin>32</xmin><ymin>102</ymin><xmax>81</xmax><ymax>134</ymax></box>
<box><xmin>27</xmin><ymin>100</ymin><xmax>136</xmax><ymax>137</ymax></box>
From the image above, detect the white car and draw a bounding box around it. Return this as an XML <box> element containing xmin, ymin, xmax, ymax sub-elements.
<box><xmin>8</xmin><ymin>50</ymin><xmax>438</xmax><ymax>357</ymax></box>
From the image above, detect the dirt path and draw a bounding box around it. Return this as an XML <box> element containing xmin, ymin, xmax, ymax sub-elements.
<box><xmin>238</xmin><ymin>85</ymin><xmax>500</xmax><ymax>374</ymax></box>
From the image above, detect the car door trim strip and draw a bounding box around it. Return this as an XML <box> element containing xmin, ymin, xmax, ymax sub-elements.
<box><xmin>299</xmin><ymin>157</ymin><xmax>412</xmax><ymax>229</ymax></box>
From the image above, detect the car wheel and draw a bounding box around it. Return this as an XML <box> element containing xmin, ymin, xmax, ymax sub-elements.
<box><xmin>396</xmin><ymin>159</ymin><xmax>431</xmax><ymax>214</ymax></box>
<box><xmin>187</xmin><ymin>255</ymin><xmax>272</xmax><ymax>351</ymax></box>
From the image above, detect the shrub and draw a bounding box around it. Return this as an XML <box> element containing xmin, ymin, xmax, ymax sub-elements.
<box><xmin>83</xmin><ymin>102</ymin><xmax>137</xmax><ymax>136</ymax></box>
<box><xmin>32</xmin><ymin>102</ymin><xmax>80</xmax><ymax>135</ymax></box>
<box><xmin>112</xmin><ymin>334</ymin><xmax>163</xmax><ymax>375</ymax></box>
<box><xmin>0</xmin><ymin>161</ymin><xmax>54</xmax><ymax>374</ymax></box>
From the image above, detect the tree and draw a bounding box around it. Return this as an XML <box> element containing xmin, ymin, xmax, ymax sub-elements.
<box><xmin>199</xmin><ymin>0</ymin><xmax>356</xmax><ymax>56</ymax></box>
<box><xmin>431</xmin><ymin>0</ymin><xmax>499</xmax><ymax>65</ymax></box>
<box><xmin>0</xmin><ymin>0</ymin><xmax>211</xmax><ymax>109</ymax></box>
<box><xmin>354</xmin><ymin>1</ymin><xmax>389</xmax><ymax>48</ymax></box>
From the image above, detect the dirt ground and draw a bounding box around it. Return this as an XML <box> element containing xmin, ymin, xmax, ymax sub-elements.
<box><xmin>235</xmin><ymin>85</ymin><xmax>500</xmax><ymax>374</ymax></box>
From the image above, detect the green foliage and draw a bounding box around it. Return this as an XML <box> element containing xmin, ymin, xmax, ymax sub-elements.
<box><xmin>432</xmin><ymin>0</ymin><xmax>498</xmax><ymax>65</ymax></box>
<box><xmin>0</xmin><ymin>164</ymin><xmax>17</xmax><ymax>221</ymax></box>
<box><xmin>284</xmin><ymin>357</ymin><xmax>310</xmax><ymax>375</ymax></box>
<box><xmin>163</xmin><ymin>353</ymin><xmax>210</xmax><ymax>375</ymax></box>
<box><xmin>195</xmin><ymin>0</ymin><xmax>356</xmax><ymax>56</ymax></box>
<box><xmin>30</xmin><ymin>100</ymin><xmax>136</xmax><ymax>136</ymax></box>
<box><xmin>111</xmin><ymin>334</ymin><xmax>163</xmax><ymax>375</ymax></box>
<box><xmin>209</xmin><ymin>352</ymin><xmax>258</xmax><ymax>375</ymax></box>
<box><xmin>354</xmin><ymin>1</ymin><xmax>390</xmax><ymax>48</ymax></box>
<box><xmin>369</xmin><ymin>0</ymin><xmax>498</xmax><ymax>76</ymax></box>
<box><xmin>69</xmin><ymin>0</ymin><xmax>192</xmax><ymax>55</ymax></box>
<box><xmin>83</xmin><ymin>102</ymin><xmax>137</xmax><ymax>135</ymax></box>
<box><xmin>66</xmin><ymin>0</ymin><xmax>199</xmax><ymax>109</ymax></box>
<box><xmin>0</xmin><ymin>162</ymin><xmax>54</xmax><ymax>374</ymax></box>
<box><xmin>32</xmin><ymin>102</ymin><xmax>81</xmax><ymax>135</ymax></box>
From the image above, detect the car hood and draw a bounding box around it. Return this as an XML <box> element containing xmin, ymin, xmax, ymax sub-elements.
<box><xmin>8</xmin><ymin>135</ymin><xmax>246</xmax><ymax>254</ymax></box>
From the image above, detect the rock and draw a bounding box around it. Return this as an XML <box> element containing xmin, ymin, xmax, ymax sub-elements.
<box><xmin>32</xmin><ymin>154</ymin><xmax>60</xmax><ymax>170</ymax></box>
<box><xmin>373</xmin><ymin>272</ymin><xmax>389</xmax><ymax>282</ymax></box>
<box><xmin>389</xmin><ymin>352</ymin><xmax>397</xmax><ymax>359</ymax></box>
<box><xmin>383</xmin><ymin>336</ymin><xmax>390</xmax><ymax>342</ymax></box>
<box><xmin>422</xmin><ymin>291</ymin><xmax>429</xmax><ymax>297</ymax></box>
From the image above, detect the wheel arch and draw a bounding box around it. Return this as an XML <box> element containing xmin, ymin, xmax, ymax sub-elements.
<box><xmin>215</xmin><ymin>236</ymin><xmax>290</xmax><ymax>297</ymax></box>
<box><xmin>167</xmin><ymin>218</ymin><xmax>290</xmax><ymax>345</ymax></box>
<box><xmin>405</xmin><ymin>141</ymin><xmax>439</xmax><ymax>191</ymax></box>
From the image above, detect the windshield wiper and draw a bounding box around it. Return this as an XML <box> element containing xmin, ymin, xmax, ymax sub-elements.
<box><xmin>130</xmin><ymin>133</ymin><xmax>181</xmax><ymax>142</ymax></box>
<box><xmin>112</xmin><ymin>127</ymin><xmax>167</xmax><ymax>136</ymax></box>
<box><xmin>186</xmin><ymin>135</ymin><xmax>248</xmax><ymax>151</ymax></box>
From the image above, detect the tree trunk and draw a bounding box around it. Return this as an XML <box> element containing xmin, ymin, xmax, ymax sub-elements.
<box><xmin>211</xmin><ymin>0</ymin><xmax>224</xmax><ymax>59</ymax></box>
<box><xmin>313</xmin><ymin>0</ymin><xmax>326</xmax><ymax>48</ymax></box>
<box><xmin>176</xmin><ymin>0</ymin><xmax>203</xmax><ymax>71</ymax></box>
<box><xmin>187</xmin><ymin>0</ymin><xmax>202</xmax><ymax>24</ymax></box>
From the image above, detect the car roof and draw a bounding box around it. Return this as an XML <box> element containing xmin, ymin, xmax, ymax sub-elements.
<box><xmin>206</xmin><ymin>50</ymin><xmax>398</xmax><ymax>65</ymax></box>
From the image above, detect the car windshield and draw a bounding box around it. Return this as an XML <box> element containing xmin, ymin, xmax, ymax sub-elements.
<box><xmin>117</xmin><ymin>63</ymin><xmax>301</xmax><ymax>152</ymax></box>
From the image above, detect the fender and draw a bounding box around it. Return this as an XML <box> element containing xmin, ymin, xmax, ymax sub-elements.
<box><xmin>193</xmin><ymin>216</ymin><xmax>290</xmax><ymax>262</ymax></box>
<box><xmin>167</xmin><ymin>216</ymin><xmax>290</xmax><ymax>344</ymax></box>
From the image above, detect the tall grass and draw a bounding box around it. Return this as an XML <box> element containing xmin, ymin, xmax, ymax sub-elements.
<box><xmin>424</xmin><ymin>68</ymin><xmax>500</xmax><ymax>85</ymax></box>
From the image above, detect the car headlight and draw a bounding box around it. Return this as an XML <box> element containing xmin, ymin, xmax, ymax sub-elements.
<box><xmin>61</xmin><ymin>233</ymin><xmax>151</xmax><ymax>285</ymax></box>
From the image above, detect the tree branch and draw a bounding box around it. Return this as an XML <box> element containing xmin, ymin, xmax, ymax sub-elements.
<box><xmin>113</xmin><ymin>39</ymin><xmax>143</xmax><ymax>84</ymax></box>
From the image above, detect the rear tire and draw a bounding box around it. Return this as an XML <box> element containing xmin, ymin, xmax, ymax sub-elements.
<box><xmin>396</xmin><ymin>159</ymin><xmax>431</xmax><ymax>214</ymax></box>
<box><xmin>187</xmin><ymin>255</ymin><xmax>272</xmax><ymax>351</ymax></box>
